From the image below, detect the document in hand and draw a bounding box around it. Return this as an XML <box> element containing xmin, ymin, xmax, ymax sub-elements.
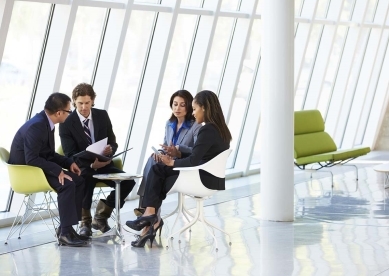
<box><xmin>73</xmin><ymin>138</ymin><xmax>133</xmax><ymax>162</ymax></box>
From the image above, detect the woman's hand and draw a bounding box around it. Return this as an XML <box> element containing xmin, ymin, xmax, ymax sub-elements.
<box><xmin>152</xmin><ymin>152</ymin><xmax>163</xmax><ymax>162</ymax></box>
<box><xmin>160</xmin><ymin>143</ymin><xmax>181</xmax><ymax>158</ymax></box>
<box><xmin>159</xmin><ymin>154</ymin><xmax>174</xmax><ymax>166</ymax></box>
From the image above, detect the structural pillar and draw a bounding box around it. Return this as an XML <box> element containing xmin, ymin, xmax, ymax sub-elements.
<box><xmin>260</xmin><ymin>0</ymin><xmax>294</xmax><ymax>221</ymax></box>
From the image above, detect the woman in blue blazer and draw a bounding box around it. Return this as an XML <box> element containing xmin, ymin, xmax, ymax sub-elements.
<box><xmin>126</xmin><ymin>90</ymin><xmax>232</xmax><ymax>247</ymax></box>
<box><xmin>134</xmin><ymin>90</ymin><xmax>201</xmax><ymax>215</ymax></box>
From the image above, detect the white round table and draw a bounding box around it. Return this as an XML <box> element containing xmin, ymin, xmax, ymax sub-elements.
<box><xmin>373</xmin><ymin>163</ymin><xmax>389</xmax><ymax>189</ymax></box>
<box><xmin>93</xmin><ymin>173</ymin><xmax>142</xmax><ymax>243</ymax></box>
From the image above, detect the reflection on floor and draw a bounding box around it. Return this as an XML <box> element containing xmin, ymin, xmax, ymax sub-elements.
<box><xmin>1</xmin><ymin>161</ymin><xmax>389</xmax><ymax>275</ymax></box>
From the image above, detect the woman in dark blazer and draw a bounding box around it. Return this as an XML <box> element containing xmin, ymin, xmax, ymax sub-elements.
<box><xmin>135</xmin><ymin>90</ymin><xmax>201</xmax><ymax>216</ymax></box>
<box><xmin>126</xmin><ymin>90</ymin><xmax>232</xmax><ymax>247</ymax></box>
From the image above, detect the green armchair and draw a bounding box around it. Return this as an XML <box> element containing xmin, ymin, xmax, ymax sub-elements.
<box><xmin>294</xmin><ymin>110</ymin><xmax>371</xmax><ymax>184</ymax></box>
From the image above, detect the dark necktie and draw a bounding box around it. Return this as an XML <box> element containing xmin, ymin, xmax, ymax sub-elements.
<box><xmin>83</xmin><ymin>119</ymin><xmax>92</xmax><ymax>145</ymax></box>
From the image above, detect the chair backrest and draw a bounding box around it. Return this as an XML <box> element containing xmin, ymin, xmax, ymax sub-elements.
<box><xmin>294</xmin><ymin>110</ymin><xmax>337</xmax><ymax>158</ymax></box>
<box><xmin>56</xmin><ymin>145</ymin><xmax>64</xmax><ymax>156</ymax></box>
<box><xmin>169</xmin><ymin>149</ymin><xmax>232</xmax><ymax>197</ymax></box>
<box><xmin>0</xmin><ymin>147</ymin><xmax>53</xmax><ymax>195</ymax></box>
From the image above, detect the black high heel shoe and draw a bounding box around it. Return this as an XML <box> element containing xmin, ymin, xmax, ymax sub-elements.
<box><xmin>131</xmin><ymin>226</ymin><xmax>156</xmax><ymax>248</ymax></box>
<box><xmin>155</xmin><ymin>219</ymin><xmax>164</xmax><ymax>237</ymax></box>
<box><xmin>126</xmin><ymin>214</ymin><xmax>158</xmax><ymax>231</ymax></box>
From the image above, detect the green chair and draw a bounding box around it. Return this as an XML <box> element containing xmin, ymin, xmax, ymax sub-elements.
<box><xmin>0</xmin><ymin>147</ymin><xmax>59</xmax><ymax>244</ymax></box>
<box><xmin>294</xmin><ymin>110</ymin><xmax>371</xmax><ymax>185</ymax></box>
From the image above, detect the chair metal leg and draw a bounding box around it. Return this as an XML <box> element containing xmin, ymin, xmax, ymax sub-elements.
<box><xmin>4</xmin><ymin>195</ymin><xmax>28</xmax><ymax>244</ymax></box>
<box><xmin>167</xmin><ymin>198</ymin><xmax>231</xmax><ymax>251</ymax></box>
<box><xmin>163</xmin><ymin>193</ymin><xmax>193</xmax><ymax>237</ymax></box>
<box><xmin>168</xmin><ymin>202</ymin><xmax>201</xmax><ymax>243</ymax></box>
<box><xmin>5</xmin><ymin>192</ymin><xmax>58</xmax><ymax>245</ymax></box>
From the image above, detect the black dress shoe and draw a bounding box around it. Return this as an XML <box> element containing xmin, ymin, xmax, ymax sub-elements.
<box><xmin>56</xmin><ymin>227</ymin><xmax>90</xmax><ymax>241</ymax></box>
<box><xmin>131</xmin><ymin>226</ymin><xmax>156</xmax><ymax>248</ymax></box>
<box><xmin>126</xmin><ymin>214</ymin><xmax>158</xmax><ymax>231</ymax></box>
<box><xmin>70</xmin><ymin>227</ymin><xmax>91</xmax><ymax>241</ymax></box>
<box><xmin>58</xmin><ymin>233</ymin><xmax>87</xmax><ymax>247</ymax></box>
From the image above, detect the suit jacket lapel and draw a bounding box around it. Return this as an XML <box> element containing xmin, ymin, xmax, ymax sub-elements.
<box><xmin>92</xmin><ymin>109</ymin><xmax>100</xmax><ymax>140</ymax></box>
<box><xmin>177</xmin><ymin>128</ymin><xmax>189</xmax><ymax>145</ymax></box>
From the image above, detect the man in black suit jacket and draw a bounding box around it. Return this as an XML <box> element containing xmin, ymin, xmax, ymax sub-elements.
<box><xmin>9</xmin><ymin>93</ymin><xmax>87</xmax><ymax>247</ymax></box>
<box><xmin>59</xmin><ymin>83</ymin><xmax>135</xmax><ymax>237</ymax></box>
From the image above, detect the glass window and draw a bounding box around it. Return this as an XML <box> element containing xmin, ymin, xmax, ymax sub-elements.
<box><xmin>317</xmin><ymin>26</ymin><xmax>347</xmax><ymax>117</ymax></box>
<box><xmin>316</xmin><ymin>0</ymin><xmax>330</xmax><ymax>18</ymax></box>
<box><xmin>294</xmin><ymin>23</ymin><xmax>310</xmax><ymax>110</ymax></box>
<box><xmin>181</xmin><ymin>0</ymin><xmax>202</xmax><ymax>7</ymax></box>
<box><xmin>0</xmin><ymin>2</ymin><xmax>51</xmax><ymax>211</ymax></box>
<box><xmin>251</xmin><ymin>124</ymin><xmax>260</xmax><ymax>165</ymax></box>
<box><xmin>355</xmin><ymin>30</ymin><xmax>389</xmax><ymax>145</ymax></box>
<box><xmin>108</xmin><ymin>11</ymin><xmax>156</xmax><ymax>151</ymax></box>
<box><xmin>135</xmin><ymin>0</ymin><xmax>160</xmax><ymax>3</ymax></box>
<box><xmin>221</xmin><ymin>0</ymin><xmax>240</xmax><ymax>11</ymax></box>
<box><xmin>298</xmin><ymin>24</ymin><xmax>322</xmax><ymax>109</ymax></box>
<box><xmin>59</xmin><ymin>7</ymin><xmax>106</xmax><ymax>94</ymax></box>
<box><xmin>144</xmin><ymin>14</ymin><xmax>197</xmax><ymax>167</ymax></box>
<box><xmin>202</xmin><ymin>17</ymin><xmax>234</xmax><ymax>92</ymax></box>
<box><xmin>340</xmin><ymin>0</ymin><xmax>356</xmax><ymax>21</ymax></box>
<box><xmin>227</xmin><ymin>20</ymin><xmax>261</xmax><ymax>169</ymax></box>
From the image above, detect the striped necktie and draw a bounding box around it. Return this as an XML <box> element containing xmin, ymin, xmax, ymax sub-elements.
<box><xmin>83</xmin><ymin>119</ymin><xmax>92</xmax><ymax>145</ymax></box>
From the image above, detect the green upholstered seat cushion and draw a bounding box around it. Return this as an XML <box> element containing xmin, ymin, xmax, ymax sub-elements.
<box><xmin>294</xmin><ymin>110</ymin><xmax>324</xmax><ymax>135</ymax></box>
<box><xmin>295</xmin><ymin>146</ymin><xmax>371</xmax><ymax>166</ymax></box>
<box><xmin>294</xmin><ymin>132</ymin><xmax>337</xmax><ymax>158</ymax></box>
<box><xmin>331</xmin><ymin>146</ymin><xmax>370</xmax><ymax>161</ymax></box>
<box><xmin>295</xmin><ymin>152</ymin><xmax>335</xmax><ymax>166</ymax></box>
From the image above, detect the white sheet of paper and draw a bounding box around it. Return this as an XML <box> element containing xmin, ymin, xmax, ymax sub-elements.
<box><xmin>86</xmin><ymin>137</ymin><xmax>107</xmax><ymax>155</ymax></box>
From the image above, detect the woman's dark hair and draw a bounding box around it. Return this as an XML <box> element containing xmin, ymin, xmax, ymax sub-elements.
<box><xmin>194</xmin><ymin>90</ymin><xmax>232</xmax><ymax>143</ymax></box>
<box><xmin>168</xmin><ymin>90</ymin><xmax>195</xmax><ymax>122</ymax></box>
<box><xmin>44</xmin><ymin>92</ymin><xmax>71</xmax><ymax>115</ymax></box>
<box><xmin>72</xmin><ymin>83</ymin><xmax>96</xmax><ymax>108</ymax></box>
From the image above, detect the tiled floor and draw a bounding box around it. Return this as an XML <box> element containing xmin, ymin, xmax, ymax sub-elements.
<box><xmin>1</xmin><ymin>153</ymin><xmax>389</xmax><ymax>275</ymax></box>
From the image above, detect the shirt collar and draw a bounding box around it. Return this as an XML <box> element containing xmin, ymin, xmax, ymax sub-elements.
<box><xmin>44</xmin><ymin>112</ymin><xmax>55</xmax><ymax>130</ymax></box>
<box><xmin>168</xmin><ymin>120</ymin><xmax>192</xmax><ymax>129</ymax></box>
<box><xmin>76</xmin><ymin>109</ymin><xmax>92</xmax><ymax>123</ymax></box>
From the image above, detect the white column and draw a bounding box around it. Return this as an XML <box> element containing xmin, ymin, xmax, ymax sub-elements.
<box><xmin>260</xmin><ymin>0</ymin><xmax>294</xmax><ymax>221</ymax></box>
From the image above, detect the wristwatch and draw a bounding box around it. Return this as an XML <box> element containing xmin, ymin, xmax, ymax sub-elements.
<box><xmin>90</xmin><ymin>163</ymin><xmax>96</xmax><ymax>171</ymax></box>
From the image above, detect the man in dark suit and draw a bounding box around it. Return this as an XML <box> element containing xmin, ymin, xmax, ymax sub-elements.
<box><xmin>9</xmin><ymin>92</ymin><xmax>87</xmax><ymax>247</ymax></box>
<box><xmin>59</xmin><ymin>83</ymin><xmax>135</xmax><ymax>237</ymax></box>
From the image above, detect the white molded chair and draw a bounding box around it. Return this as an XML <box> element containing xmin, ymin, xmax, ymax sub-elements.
<box><xmin>166</xmin><ymin>149</ymin><xmax>232</xmax><ymax>251</ymax></box>
<box><xmin>0</xmin><ymin>147</ymin><xmax>59</xmax><ymax>244</ymax></box>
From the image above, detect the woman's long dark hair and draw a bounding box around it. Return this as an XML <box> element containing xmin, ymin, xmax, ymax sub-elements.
<box><xmin>168</xmin><ymin>90</ymin><xmax>195</xmax><ymax>122</ymax></box>
<box><xmin>194</xmin><ymin>90</ymin><xmax>232</xmax><ymax>143</ymax></box>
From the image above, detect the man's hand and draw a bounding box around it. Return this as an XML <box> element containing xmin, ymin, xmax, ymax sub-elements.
<box><xmin>160</xmin><ymin>143</ymin><xmax>181</xmax><ymax>158</ymax></box>
<box><xmin>91</xmin><ymin>158</ymin><xmax>111</xmax><ymax>170</ymax></box>
<box><xmin>58</xmin><ymin>170</ymin><xmax>73</xmax><ymax>185</ymax></box>
<box><xmin>159</xmin><ymin>154</ymin><xmax>174</xmax><ymax>167</ymax></box>
<box><xmin>103</xmin><ymin>145</ymin><xmax>113</xmax><ymax>156</ymax></box>
<box><xmin>70</xmin><ymin>162</ymin><xmax>81</xmax><ymax>176</ymax></box>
